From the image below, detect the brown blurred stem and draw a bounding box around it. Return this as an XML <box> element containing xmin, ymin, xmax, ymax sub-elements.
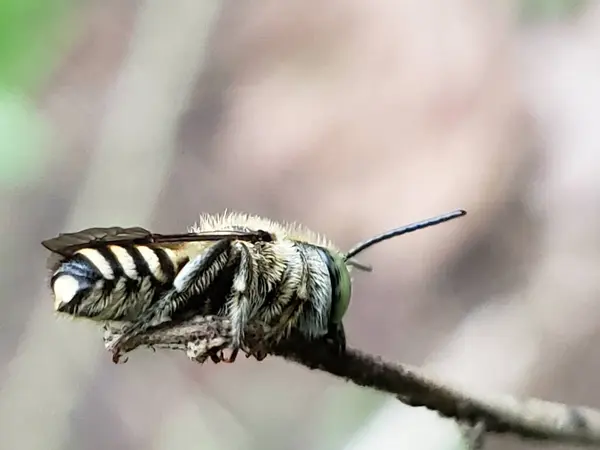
<box><xmin>104</xmin><ymin>316</ymin><xmax>600</xmax><ymax>447</ymax></box>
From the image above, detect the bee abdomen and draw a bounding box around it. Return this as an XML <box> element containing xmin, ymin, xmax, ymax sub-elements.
<box><xmin>50</xmin><ymin>244</ymin><xmax>186</xmax><ymax>319</ymax></box>
<box><xmin>130</xmin><ymin>245</ymin><xmax>182</xmax><ymax>285</ymax></box>
<box><xmin>51</xmin><ymin>253</ymin><xmax>102</xmax><ymax>313</ymax></box>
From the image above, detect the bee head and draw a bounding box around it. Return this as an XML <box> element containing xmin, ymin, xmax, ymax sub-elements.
<box><xmin>329</xmin><ymin>253</ymin><xmax>354</xmax><ymax>324</ymax></box>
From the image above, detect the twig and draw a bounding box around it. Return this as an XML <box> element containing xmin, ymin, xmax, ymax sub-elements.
<box><xmin>104</xmin><ymin>316</ymin><xmax>600</xmax><ymax>448</ymax></box>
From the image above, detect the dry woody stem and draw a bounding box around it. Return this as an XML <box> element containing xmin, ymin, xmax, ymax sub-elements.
<box><xmin>104</xmin><ymin>316</ymin><xmax>600</xmax><ymax>448</ymax></box>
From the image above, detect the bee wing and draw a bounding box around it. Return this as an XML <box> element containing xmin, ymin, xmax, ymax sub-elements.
<box><xmin>41</xmin><ymin>227</ymin><xmax>154</xmax><ymax>256</ymax></box>
<box><xmin>42</xmin><ymin>226</ymin><xmax>273</xmax><ymax>257</ymax></box>
<box><xmin>150</xmin><ymin>229</ymin><xmax>273</xmax><ymax>244</ymax></box>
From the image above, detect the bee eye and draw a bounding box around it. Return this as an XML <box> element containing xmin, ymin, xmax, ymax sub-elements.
<box><xmin>330</xmin><ymin>256</ymin><xmax>352</xmax><ymax>324</ymax></box>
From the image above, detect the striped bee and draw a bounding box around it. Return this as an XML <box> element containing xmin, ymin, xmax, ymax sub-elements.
<box><xmin>42</xmin><ymin>209</ymin><xmax>466</xmax><ymax>362</ymax></box>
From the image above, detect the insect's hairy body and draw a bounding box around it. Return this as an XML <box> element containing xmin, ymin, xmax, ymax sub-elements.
<box><xmin>45</xmin><ymin>212</ymin><xmax>350</xmax><ymax>356</ymax></box>
<box><xmin>193</xmin><ymin>213</ymin><xmax>343</xmax><ymax>342</ymax></box>
<box><xmin>49</xmin><ymin>240</ymin><xmax>204</xmax><ymax>321</ymax></box>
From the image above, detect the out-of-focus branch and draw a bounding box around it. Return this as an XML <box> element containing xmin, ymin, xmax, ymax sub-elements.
<box><xmin>105</xmin><ymin>316</ymin><xmax>600</xmax><ymax>448</ymax></box>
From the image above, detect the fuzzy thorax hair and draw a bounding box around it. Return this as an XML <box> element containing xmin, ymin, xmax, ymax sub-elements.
<box><xmin>191</xmin><ymin>212</ymin><xmax>338</xmax><ymax>251</ymax></box>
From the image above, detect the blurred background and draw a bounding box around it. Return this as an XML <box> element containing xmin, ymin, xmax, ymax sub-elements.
<box><xmin>0</xmin><ymin>0</ymin><xmax>599</xmax><ymax>449</ymax></box>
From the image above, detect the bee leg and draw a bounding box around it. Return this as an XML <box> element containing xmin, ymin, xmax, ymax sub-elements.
<box><xmin>324</xmin><ymin>322</ymin><xmax>346</xmax><ymax>355</ymax></box>
<box><xmin>218</xmin><ymin>348</ymin><xmax>239</xmax><ymax>363</ymax></box>
<box><xmin>209</xmin><ymin>351</ymin><xmax>222</xmax><ymax>364</ymax></box>
<box><xmin>225</xmin><ymin>241</ymin><xmax>259</xmax><ymax>357</ymax></box>
<box><xmin>253</xmin><ymin>295</ymin><xmax>306</xmax><ymax>361</ymax></box>
<box><xmin>112</xmin><ymin>240</ymin><xmax>233</xmax><ymax>350</ymax></box>
<box><xmin>251</xmin><ymin>349</ymin><xmax>268</xmax><ymax>361</ymax></box>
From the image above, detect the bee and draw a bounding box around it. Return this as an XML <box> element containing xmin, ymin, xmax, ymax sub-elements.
<box><xmin>42</xmin><ymin>209</ymin><xmax>466</xmax><ymax>363</ymax></box>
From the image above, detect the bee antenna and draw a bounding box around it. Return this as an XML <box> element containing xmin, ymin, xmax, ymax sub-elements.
<box><xmin>344</xmin><ymin>209</ymin><xmax>467</xmax><ymax>265</ymax></box>
<box><xmin>346</xmin><ymin>259</ymin><xmax>374</xmax><ymax>272</ymax></box>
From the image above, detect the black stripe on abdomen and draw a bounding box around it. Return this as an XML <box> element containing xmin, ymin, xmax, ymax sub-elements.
<box><xmin>95</xmin><ymin>246</ymin><xmax>124</xmax><ymax>278</ymax></box>
<box><xmin>125</xmin><ymin>245</ymin><xmax>153</xmax><ymax>280</ymax></box>
<box><xmin>154</xmin><ymin>248</ymin><xmax>176</xmax><ymax>283</ymax></box>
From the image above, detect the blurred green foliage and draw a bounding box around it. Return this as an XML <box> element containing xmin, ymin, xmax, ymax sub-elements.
<box><xmin>0</xmin><ymin>0</ymin><xmax>73</xmax><ymax>91</ymax></box>
<box><xmin>520</xmin><ymin>0</ymin><xmax>588</xmax><ymax>22</ymax></box>
<box><xmin>0</xmin><ymin>93</ymin><xmax>51</xmax><ymax>188</ymax></box>
<box><xmin>0</xmin><ymin>0</ymin><xmax>73</xmax><ymax>188</ymax></box>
